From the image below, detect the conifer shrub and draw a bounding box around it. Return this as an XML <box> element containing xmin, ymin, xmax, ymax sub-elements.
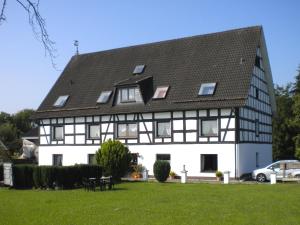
<box><xmin>153</xmin><ymin>160</ymin><xmax>170</xmax><ymax>182</ymax></box>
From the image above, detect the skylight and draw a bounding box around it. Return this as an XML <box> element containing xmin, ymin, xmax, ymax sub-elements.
<box><xmin>97</xmin><ymin>91</ymin><xmax>112</xmax><ymax>104</ymax></box>
<box><xmin>198</xmin><ymin>83</ymin><xmax>216</xmax><ymax>96</ymax></box>
<box><xmin>53</xmin><ymin>95</ymin><xmax>69</xmax><ymax>107</ymax></box>
<box><xmin>153</xmin><ymin>86</ymin><xmax>169</xmax><ymax>99</ymax></box>
<box><xmin>133</xmin><ymin>65</ymin><xmax>145</xmax><ymax>74</ymax></box>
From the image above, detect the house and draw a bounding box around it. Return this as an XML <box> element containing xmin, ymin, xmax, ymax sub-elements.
<box><xmin>32</xmin><ymin>26</ymin><xmax>276</xmax><ymax>178</ymax></box>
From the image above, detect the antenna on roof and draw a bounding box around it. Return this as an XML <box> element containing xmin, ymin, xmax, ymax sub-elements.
<box><xmin>74</xmin><ymin>40</ymin><xmax>79</xmax><ymax>55</ymax></box>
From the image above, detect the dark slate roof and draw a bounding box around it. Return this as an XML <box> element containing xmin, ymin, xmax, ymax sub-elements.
<box><xmin>34</xmin><ymin>26</ymin><xmax>262</xmax><ymax>119</ymax></box>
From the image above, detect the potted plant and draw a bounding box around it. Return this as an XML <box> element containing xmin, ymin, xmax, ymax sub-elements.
<box><xmin>215</xmin><ymin>171</ymin><xmax>223</xmax><ymax>181</ymax></box>
<box><xmin>131</xmin><ymin>164</ymin><xmax>144</xmax><ymax>179</ymax></box>
<box><xmin>169</xmin><ymin>171</ymin><xmax>176</xmax><ymax>179</ymax></box>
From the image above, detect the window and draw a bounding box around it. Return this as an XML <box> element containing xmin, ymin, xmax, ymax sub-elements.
<box><xmin>153</xmin><ymin>86</ymin><xmax>169</xmax><ymax>99</ymax></box>
<box><xmin>255</xmin><ymin>56</ymin><xmax>261</xmax><ymax>68</ymax></box>
<box><xmin>121</xmin><ymin>88</ymin><xmax>136</xmax><ymax>102</ymax></box>
<box><xmin>88</xmin><ymin>124</ymin><xmax>100</xmax><ymax>139</ymax></box>
<box><xmin>53</xmin><ymin>154</ymin><xmax>63</xmax><ymax>166</ymax></box>
<box><xmin>133</xmin><ymin>65</ymin><xmax>145</xmax><ymax>74</ymax></box>
<box><xmin>156</xmin><ymin>121</ymin><xmax>171</xmax><ymax>137</ymax></box>
<box><xmin>53</xmin><ymin>95</ymin><xmax>69</xmax><ymax>107</ymax></box>
<box><xmin>97</xmin><ymin>91</ymin><xmax>112</xmax><ymax>104</ymax></box>
<box><xmin>198</xmin><ymin>83</ymin><xmax>216</xmax><ymax>96</ymax></box>
<box><xmin>117</xmin><ymin>123</ymin><xmax>137</xmax><ymax>138</ymax></box>
<box><xmin>255</xmin><ymin>88</ymin><xmax>259</xmax><ymax>99</ymax></box>
<box><xmin>53</xmin><ymin>126</ymin><xmax>63</xmax><ymax>140</ymax></box>
<box><xmin>201</xmin><ymin>119</ymin><xmax>218</xmax><ymax>137</ymax></box>
<box><xmin>256</xmin><ymin>152</ymin><xmax>259</xmax><ymax>168</ymax></box>
<box><xmin>88</xmin><ymin>154</ymin><xmax>96</xmax><ymax>165</ymax></box>
<box><xmin>201</xmin><ymin>154</ymin><xmax>217</xmax><ymax>172</ymax></box>
<box><xmin>255</xmin><ymin>119</ymin><xmax>259</xmax><ymax>137</ymax></box>
<box><xmin>156</xmin><ymin>154</ymin><xmax>170</xmax><ymax>163</ymax></box>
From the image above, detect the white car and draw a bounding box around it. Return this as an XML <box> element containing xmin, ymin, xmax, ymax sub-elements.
<box><xmin>252</xmin><ymin>160</ymin><xmax>300</xmax><ymax>182</ymax></box>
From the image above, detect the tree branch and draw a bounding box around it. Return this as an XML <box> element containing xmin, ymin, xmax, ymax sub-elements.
<box><xmin>0</xmin><ymin>0</ymin><xmax>7</xmax><ymax>25</ymax></box>
<box><xmin>2</xmin><ymin>0</ymin><xmax>59</xmax><ymax>69</ymax></box>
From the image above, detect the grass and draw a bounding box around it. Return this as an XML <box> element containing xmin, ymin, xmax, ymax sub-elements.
<box><xmin>1</xmin><ymin>182</ymin><xmax>300</xmax><ymax>225</ymax></box>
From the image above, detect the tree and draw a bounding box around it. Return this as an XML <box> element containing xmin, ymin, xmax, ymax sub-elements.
<box><xmin>0</xmin><ymin>122</ymin><xmax>21</xmax><ymax>153</ymax></box>
<box><xmin>292</xmin><ymin>65</ymin><xmax>300</xmax><ymax>95</ymax></box>
<box><xmin>95</xmin><ymin>139</ymin><xmax>132</xmax><ymax>181</ymax></box>
<box><xmin>0</xmin><ymin>0</ymin><xmax>56</xmax><ymax>67</ymax></box>
<box><xmin>272</xmin><ymin>84</ymin><xmax>296</xmax><ymax>159</ymax></box>
<box><xmin>0</xmin><ymin>109</ymin><xmax>35</xmax><ymax>154</ymax></box>
<box><xmin>12</xmin><ymin>109</ymin><xmax>35</xmax><ymax>136</ymax></box>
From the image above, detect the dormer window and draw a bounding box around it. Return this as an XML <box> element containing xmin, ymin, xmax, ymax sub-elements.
<box><xmin>121</xmin><ymin>87</ymin><xmax>136</xmax><ymax>102</ymax></box>
<box><xmin>153</xmin><ymin>86</ymin><xmax>169</xmax><ymax>99</ymax></box>
<box><xmin>53</xmin><ymin>95</ymin><xmax>69</xmax><ymax>107</ymax></box>
<box><xmin>198</xmin><ymin>83</ymin><xmax>216</xmax><ymax>96</ymax></box>
<box><xmin>97</xmin><ymin>91</ymin><xmax>112</xmax><ymax>104</ymax></box>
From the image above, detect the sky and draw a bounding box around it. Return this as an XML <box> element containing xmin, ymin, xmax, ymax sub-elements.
<box><xmin>0</xmin><ymin>0</ymin><xmax>300</xmax><ymax>114</ymax></box>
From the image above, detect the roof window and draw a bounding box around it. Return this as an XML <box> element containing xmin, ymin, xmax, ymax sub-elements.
<box><xmin>153</xmin><ymin>86</ymin><xmax>169</xmax><ymax>99</ymax></box>
<box><xmin>97</xmin><ymin>91</ymin><xmax>112</xmax><ymax>104</ymax></box>
<box><xmin>53</xmin><ymin>95</ymin><xmax>69</xmax><ymax>107</ymax></box>
<box><xmin>198</xmin><ymin>83</ymin><xmax>216</xmax><ymax>96</ymax></box>
<box><xmin>133</xmin><ymin>65</ymin><xmax>145</xmax><ymax>74</ymax></box>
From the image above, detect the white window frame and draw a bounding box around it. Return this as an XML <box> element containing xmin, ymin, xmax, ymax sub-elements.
<box><xmin>156</xmin><ymin>120</ymin><xmax>171</xmax><ymax>137</ymax></box>
<box><xmin>88</xmin><ymin>124</ymin><xmax>100</xmax><ymax>139</ymax></box>
<box><xmin>52</xmin><ymin>126</ymin><xmax>64</xmax><ymax>141</ymax></box>
<box><xmin>200</xmin><ymin>119</ymin><xmax>218</xmax><ymax>137</ymax></box>
<box><xmin>120</xmin><ymin>87</ymin><xmax>136</xmax><ymax>103</ymax></box>
<box><xmin>117</xmin><ymin>123</ymin><xmax>138</xmax><ymax>138</ymax></box>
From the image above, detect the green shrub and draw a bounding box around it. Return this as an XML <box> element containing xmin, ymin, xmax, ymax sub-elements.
<box><xmin>75</xmin><ymin>164</ymin><xmax>102</xmax><ymax>184</ymax></box>
<box><xmin>40</xmin><ymin>166</ymin><xmax>56</xmax><ymax>188</ymax></box>
<box><xmin>215</xmin><ymin>171</ymin><xmax>223</xmax><ymax>178</ymax></box>
<box><xmin>12</xmin><ymin>164</ymin><xmax>102</xmax><ymax>189</ymax></box>
<box><xmin>33</xmin><ymin>166</ymin><xmax>42</xmax><ymax>188</ymax></box>
<box><xmin>12</xmin><ymin>164</ymin><xmax>34</xmax><ymax>189</ymax></box>
<box><xmin>153</xmin><ymin>160</ymin><xmax>170</xmax><ymax>182</ymax></box>
<box><xmin>0</xmin><ymin>164</ymin><xmax>3</xmax><ymax>181</ymax></box>
<box><xmin>96</xmin><ymin>139</ymin><xmax>131</xmax><ymax>180</ymax></box>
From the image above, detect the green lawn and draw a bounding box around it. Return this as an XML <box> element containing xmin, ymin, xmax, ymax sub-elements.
<box><xmin>1</xmin><ymin>182</ymin><xmax>300</xmax><ymax>225</ymax></box>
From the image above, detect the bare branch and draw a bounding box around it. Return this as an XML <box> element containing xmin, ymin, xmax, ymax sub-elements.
<box><xmin>0</xmin><ymin>0</ymin><xmax>7</xmax><ymax>25</ymax></box>
<box><xmin>15</xmin><ymin>0</ymin><xmax>58</xmax><ymax>69</ymax></box>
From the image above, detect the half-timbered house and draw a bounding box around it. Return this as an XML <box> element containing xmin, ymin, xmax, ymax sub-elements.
<box><xmin>33</xmin><ymin>26</ymin><xmax>276</xmax><ymax>178</ymax></box>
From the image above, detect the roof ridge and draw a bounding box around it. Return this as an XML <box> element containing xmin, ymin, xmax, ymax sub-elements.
<box><xmin>76</xmin><ymin>25</ymin><xmax>262</xmax><ymax>57</ymax></box>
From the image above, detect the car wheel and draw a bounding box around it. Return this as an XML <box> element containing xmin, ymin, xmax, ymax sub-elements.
<box><xmin>256</xmin><ymin>173</ymin><xmax>267</xmax><ymax>182</ymax></box>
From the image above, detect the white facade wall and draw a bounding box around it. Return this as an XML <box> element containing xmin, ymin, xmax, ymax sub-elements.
<box><xmin>237</xmin><ymin>143</ymin><xmax>272</xmax><ymax>176</ymax></box>
<box><xmin>39</xmin><ymin>143</ymin><xmax>236</xmax><ymax>178</ymax></box>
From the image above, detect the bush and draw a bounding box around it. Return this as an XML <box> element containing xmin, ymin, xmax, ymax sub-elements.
<box><xmin>12</xmin><ymin>164</ymin><xmax>102</xmax><ymax>189</ymax></box>
<box><xmin>0</xmin><ymin>164</ymin><xmax>3</xmax><ymax>181</ymax></box>
<box><xmin>40</xmin><ymin>166</ymin><xmax>56</xmax><ymax>188</ymax></box>
<box><xmin>215</xmin><ymin>171</ymin><xmax>223</xmax><ymax>178</ymax></box>
<box><xmin>12</xmin><ymin>164</ymin><xmax>34</xmax><ymax>189</ymax></box>
<box><xmin>33</xmin><ymin>166</ymin><xmax>42</xmax><ymax>188</ymax></box>
<box><xmin>96</xmin><ymin>139</ymin><xmax>131</xmax><ymax>180</ymax></box>
<box><xmin>76</xmin><ymin>164</ymin><xmax>102</xmax><ymax>184</ymax></box>
<box><xmin>153</xmin><ymin>160</ymin><xmax>170</xmax><ymax>182</ymax></box>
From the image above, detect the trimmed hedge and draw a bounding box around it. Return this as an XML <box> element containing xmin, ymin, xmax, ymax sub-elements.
<box><xmin>0</xmin><ymin>164</ymin><xmax>3</xmax><ymax>181</ymax></box>
<box><xmin>12</xmin><ymin>164</ymin><xmax>34</xmax><ymax>189</ymax></box>
<box><xmin>12</xmin><ymin>164</ymin><xmax>102</xmax><ymax>189</ymax></box>
<box><xmin>153</xmin><ymin>160</ymin><xmax>171</xmax><ymax>182</ymax></box>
